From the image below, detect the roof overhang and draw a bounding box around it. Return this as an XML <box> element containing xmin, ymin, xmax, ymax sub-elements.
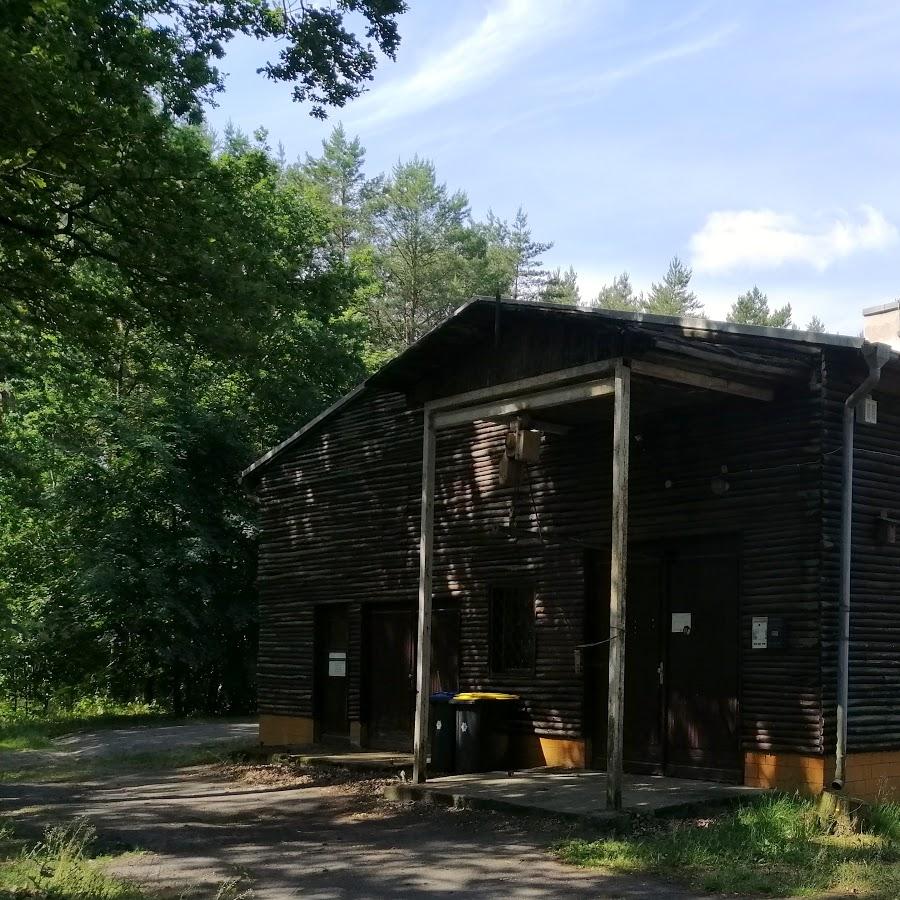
<box><xmin>241</xmin><ymin>297</ymin><xmax>896</xmax><ymax>484</ymax></box>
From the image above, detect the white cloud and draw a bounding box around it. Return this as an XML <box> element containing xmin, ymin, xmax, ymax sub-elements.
<box><xmin>690</xmin><ymin>206</ymin><xmax>899</xmax><ymax>274</ymax></box>
<box><xmin>349</xmin><ymin>0</ymin><xmax>583</xmax><ymax>128</ymax></box>
<box><xmin>571</xmin><ymin>25</ymin><xmax>735</xmax><ymax>93</ymax></box>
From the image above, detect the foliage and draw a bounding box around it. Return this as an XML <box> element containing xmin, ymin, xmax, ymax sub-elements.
<box><xmin>557</xmin><ymin>793</ymin><xmax>900</xmax><ymax>898</ymax></box>
<box><xmin>540</xmin><ymin>266</ymin><xmax>581</xmax><ymax>305</ymax></box>
<box><xmin>806</xmin><ymin>315</ymin><xmax>827</xmax><ymax>333</ymax></box>
<box><xmin>1</xmin><ymin>0</ymin><xmax>375</xmax><ymax>713</ymax></box>
<box><xmin>593</xmin><ymin>272</ymin><xmax>641</xmax><ymax>311</ymax></box>
<box><xmin>481</xmin><ymin>208</ymin><xmax>553</xmax><ymax>300</ymax></box>
<box><xmin>644</xmin><ymin>256</ymin><xmax>703</xmax><ymax>316</ymax></box>
<box><xmin>366</xmin><ymin>157</ymin><xmax>473</xmax><ymax>349</ymax></box>
<box><xmin>728</xmin><ymin>286</ymin><xmax>793</xmax><ymax>327</ymax></box>
<box><xmin>593</xmin><ymin>258</ymin><xmax>702</xmax><ymax>316</ymax></box>
<box><xmin>0</xmin><ymin>0</ymin><xmax>405</xmax><ymax>365</ymax></box>
<box><xmin>0</xmin><ymin>818</ymin><xmax>146</xmax><ymax>898</ymax></box>
<box><xmin>0</xmin><ymin>137</ymin><xmax>366</xmax><ymax>715</ymax></box>
<box><xmin>297</xmin><ymin>124</ymin><xmax>378</xmax><ymax>256</ymax></box>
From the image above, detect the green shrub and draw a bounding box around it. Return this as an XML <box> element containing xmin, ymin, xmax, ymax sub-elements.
<box><xmin>0</xmin><ymin>818</ymin><xmax>145</xmax><ymax>898</ymax></box>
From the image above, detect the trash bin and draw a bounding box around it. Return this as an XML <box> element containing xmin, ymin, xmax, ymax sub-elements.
<box><xmin>429</xmin><ymin>691</ymin><xmax>457</xmax><ymax>773</ymax></box>
<box><xmin>451</xmin><ymin>692</ymin><xmax>519</xmax><ymax>774</ymax></box>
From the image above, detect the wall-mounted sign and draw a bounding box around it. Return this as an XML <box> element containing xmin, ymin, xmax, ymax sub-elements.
<box><xmin>752</xmin><ymin>616</ymin><xmax>768</xmax><ymax>649</ymax></box>
<box><xmin>328</xmin><ymin>651</ymin><xmax>347</xmax><ymax>677</ymax></box>
<box><xmin>671</xmin><ymin>612</ymin><xmax>692</xmax><ymax>635</ymax></box>
<box><xmin>752</xmin><ymin>615</ymin><xmax>788</xmax><ymax>650</ymax></box>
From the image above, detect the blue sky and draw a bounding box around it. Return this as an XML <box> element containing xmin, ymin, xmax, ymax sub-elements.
<box><xmin>207</xmin><ymin>0</ymin><xmax>900</xmax><ymax>335</ymax></box>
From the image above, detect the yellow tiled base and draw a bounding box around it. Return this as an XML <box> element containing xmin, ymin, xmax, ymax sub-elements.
<box><xmin>258</xmin><ymin>714</ymin><xmax>314</xmax><ymax>747</ymax></box>
<box><xmin>745</xmin><ymin>751</ymin><xmax>900</xmax><ymax>800</ymax></box>
<box><xmin>514</xmin><ymin>735</ymin><xmax>586</xmax><ymax>769</ymax></box>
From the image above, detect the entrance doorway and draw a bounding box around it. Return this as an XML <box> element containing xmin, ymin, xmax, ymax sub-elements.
<box><xmin>314</xmin><ymin>604</ymin><xmax>349</xmax><ymax>740</ymax></box>
<box><xmin>585</xmin><ymin>538</ymin><xmax>740</xmax><ymax>782</ymax></box>
<box><xmin>364</xmin><ymin>604</ymin><xmax>460</xmax><ymax>749</ymax></box>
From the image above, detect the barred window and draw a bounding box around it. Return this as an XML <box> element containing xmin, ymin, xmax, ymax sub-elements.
<box><xmin>490</xmin><ymin>585</ymin><xmax>535</xmax><ymax>673</ymax></box>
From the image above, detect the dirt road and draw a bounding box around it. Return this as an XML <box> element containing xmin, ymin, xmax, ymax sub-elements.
<box><xmin>0</xmin><ymin>721</ymin><xmax>698</xmax><ymax>898</ymax></box>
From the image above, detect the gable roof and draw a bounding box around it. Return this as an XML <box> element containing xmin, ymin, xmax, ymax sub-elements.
<box><xmin>241</xmin><ymin>296</ymin><xmax>884</xmax><ymax>483</ymax></box>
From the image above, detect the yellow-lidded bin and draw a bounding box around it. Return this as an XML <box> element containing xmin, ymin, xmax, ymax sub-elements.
<box><xmin>450</xmin><ymin>692</ymin><xmax>520</xmax><ymax>773</ymax></box>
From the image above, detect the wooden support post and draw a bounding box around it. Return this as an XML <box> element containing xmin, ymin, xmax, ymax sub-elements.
<box><xmin>412</xmin><ymin>411</ymin><xmax>436</xmax><ymax>784</ymax></box>
<box><xmin>607</xmin><ymin>363</ymin><xmax>631</xmax><ymax>810</ymax></box>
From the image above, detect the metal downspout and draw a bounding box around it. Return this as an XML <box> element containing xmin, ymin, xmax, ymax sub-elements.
<box><xmin>833</xmin><ymin>342</ymin><xmax>891</xmax><ymax>789</ymax></box>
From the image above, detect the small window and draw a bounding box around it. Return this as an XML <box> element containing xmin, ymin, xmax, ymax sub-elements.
<box><xmin>490</xmin><ymin>585</ymin><xmax>535</xmax><ymax>673</ymax></box>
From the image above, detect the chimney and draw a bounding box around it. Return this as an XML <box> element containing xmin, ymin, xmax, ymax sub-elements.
<box><xmin>863</xmin><ymin>301</ymin><xmax>900</xmax><ymax>351</ymax></box>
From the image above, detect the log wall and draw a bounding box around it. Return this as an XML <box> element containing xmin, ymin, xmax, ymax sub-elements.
<box><xmin>255</xmin><ymin>370</ymin><xmax>828</xmax><ymax>755</ymax></box>
<box><xmin>821</xmin><ymin>350</ymin><xmax>900</xmax><ymax>752</ymax></box>
<box><xmin>255</xmin><ymin>391</ymin><xmax>422</xmax><ymax>721</ymax></box>
<box><xmin>432</xmin><ymin>380</ymin><xmax>824</xmax><ymax>752</ymax></box>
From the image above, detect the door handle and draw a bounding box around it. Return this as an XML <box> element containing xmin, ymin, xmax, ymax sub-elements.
<box><xmin>657</xmin><ymin>662</ymin><xmax>664</xmax><ymax>685</ymax></box>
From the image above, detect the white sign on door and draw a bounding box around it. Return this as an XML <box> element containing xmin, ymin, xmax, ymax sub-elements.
<box><xmin>671</xmin><ymin>612</ymin><xmax>692</xmax><ymax>635</ymax></box>
<box><xmin>328</xmin><ymin>651</ymin><xmax>347</xmax><ymax>677</ymax></box>
<box><xmin>752</xmin><ymin>616</ymin><xmax>768</xmax><ymax>649</ymax></box>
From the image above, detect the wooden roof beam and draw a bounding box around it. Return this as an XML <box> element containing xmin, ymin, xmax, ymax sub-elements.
<box><xmin>431</xmin><ymin>377</ymin><xmax>615</xmax><ymax>429</ymax></box>
<box><xmin>630</xmin><ymin>359</ymin><xmax>774</xmax><ymax>402</ymax></box>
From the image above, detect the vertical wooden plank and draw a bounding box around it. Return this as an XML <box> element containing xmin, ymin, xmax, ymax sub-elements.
<box><xmin>607</xmin><ymin>363</ymin><xmax>631</xmax><ymax>810</ymax></box>
<box><xmin>412</xmin><ymin>411</ymin><xmax>437</xmax><ymax>783</ymax></box>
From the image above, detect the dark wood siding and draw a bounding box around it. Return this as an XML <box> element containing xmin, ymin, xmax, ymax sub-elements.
<box><xmin>255</xmin><ymin>391</ymin><xmax>422</xmax><ymax>719</ymax></box>
<box><xmin>822</xmin><ymin>351</ymin><xmax>900</xmax><ymax>752</ymax></box>
<box><xmin>253</xmin><ymin>316</ymin><xmax>842</xmax><ymax>757</ymax></box>
<box><xmin>429</xmin><ymin>382</ymin><xmax>823</xmax><ymax>752</ymax></box>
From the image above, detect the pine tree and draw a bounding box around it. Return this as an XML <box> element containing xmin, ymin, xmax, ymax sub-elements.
<box><xmin>644</xmin><ymin>256</ymin><xmax>703</xmax><ymax>316</ymax></box>
<box><xmin>806</xmin><ymin>315</ymin><xmax>826</xmax><ymax>334</ymax></box>
<box><xmin>368</xmin><ymin>157</ymin><xmax>471</xmax><ymax>349</ymax></box>
<box><xmin>540</xmin><ymin>266</ymin><xmax>581</xmax><ymax>305</ymax></box>
<box><xmin>300</xmin><ymin>124</ymin><xmax>372</xmax><ymax>256</ymax></box>
<box><xmin>727</xmin><ymin>286</ymin><xmax>792</xmax><ymax>327</ymax></box>
<box><xmin>593</xmin><ymin>272</ymin><xmax>641</xmax><ymax>311</ymax></box>
<box><xmin>509</xmin><ymin>208</ymin><xmax>552</xmax><ymax>300</ymax></box>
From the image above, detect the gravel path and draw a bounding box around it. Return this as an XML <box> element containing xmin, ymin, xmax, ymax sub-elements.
<box><xmin>0</xmin><ymin>719</ymin><xmax>258</xmax><ymax>772</ymax></box>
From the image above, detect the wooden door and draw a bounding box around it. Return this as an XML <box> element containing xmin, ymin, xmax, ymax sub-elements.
<box><xmin>431</xmin><ymin>608</ymin><xmax>460</xmax><ymax>693</ymax></box>
<box><xmin>585</xmin><ymin>540</ymin><xmax>740</xmax><ymax>782</ymax></box>
<box><xmin>367</xmin><ymin>606</ymin><xmax>416</xmax><ymax>747</ymax></box>
<box><xmin>585</xmin><ymin>549</ymin><xmax>664</xmax><ymax>772</ymax></box>
<box><xmin>314</xmin><ymin>604</ymin><xmax>349</xmax><ymax>740</ymax></box>
<box><xmin>366</xmin><ymin>605</ymin><xmax>460</xmax><ymax>748</ymax></box>
<box><xmin>664</xmin><ymin>546</ymin><xmax>740</xmax><ymax>781</ymax></box>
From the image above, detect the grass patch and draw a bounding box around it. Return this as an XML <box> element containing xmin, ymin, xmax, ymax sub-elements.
<box><xmin>0</xmin><ymin>699</ymin><xmax>168</xmax><ymax>751</ymax></box>
<box><xmin>556</xmin><ymin>793</ymin><xmax>900</xmax><ymax>897</ymax></box>
<box><xmin>0</xmin><ymin>817</ymin><xmax>147</xmax><ymax>898</ymax></box>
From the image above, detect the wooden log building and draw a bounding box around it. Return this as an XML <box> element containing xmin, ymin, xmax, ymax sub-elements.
<box><xmin>242</xmin><ymin>298</ymin><xmax>900</xmax><ymax>803</ymax></box>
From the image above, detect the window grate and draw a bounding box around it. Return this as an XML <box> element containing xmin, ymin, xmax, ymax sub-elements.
<box><xmin>489</xmin><ymin>585</ymin><xmax>535</xmax><ymax>673</ymax></box>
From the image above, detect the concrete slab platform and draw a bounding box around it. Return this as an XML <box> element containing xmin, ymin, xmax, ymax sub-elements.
<box><xmin>386</xmin><ymin>768</ymin><xmax>762</xmax><ymax>826</ymax></box>
<box><xmin>269</xmin><ymin>749</ymin><xmax>414</xmax><ymax>773</ymax></box>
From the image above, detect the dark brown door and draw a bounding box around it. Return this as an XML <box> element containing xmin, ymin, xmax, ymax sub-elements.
<box><xmin>368</xmin><ymin>607</ymin><xmax>416</xmax><ymax>747</ymax></box>
<box><xmin>315</xmin><ymin>605</ymin><xmax>349</xmax><ymax>740</ymax></box>
<box><xmin>665</xmin><ymin>547</ymin><xmax>740</xmax><ymax>781</ymax></box>
<box><xmin>431</xmin><ymin>608</ymin><xmax>461</xmax><ymax>694</ymax></box>
<box><xmin>585</xmin><ymin>549</ymin><xmax>664</xmax><ymax>772</ymax></box>
<box><xmin>366</xmin><ymin>605</ymin><xmax>460</xmax><ymax>748</ymax></box>
<box><xmin>586</xmin><ymin>540</ymin><xmax>740</xmax><ymax>782</ymax></box>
